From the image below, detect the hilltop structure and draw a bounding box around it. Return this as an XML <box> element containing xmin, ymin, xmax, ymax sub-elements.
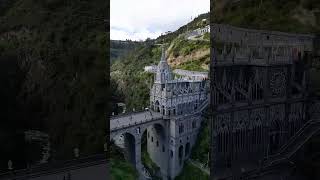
<box><xmin>210</xmin><ymin>23</ymin><xmax>320</xmax><ymax>179</ymax></box>
<box><xmin>185</xmin><ymin>25</ymin><xmax>210</xmax><ymax>40</ymax></box>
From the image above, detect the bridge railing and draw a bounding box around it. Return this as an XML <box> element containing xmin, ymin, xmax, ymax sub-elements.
<box><xmin>110</xmin><ymin>110</ymin><xmax>149</xmax><ymax>119</ymax></box>
<box><xmin>110</xmin><ymin>111</ymin><xmax>163</xmax><ymax>131</ymax></box>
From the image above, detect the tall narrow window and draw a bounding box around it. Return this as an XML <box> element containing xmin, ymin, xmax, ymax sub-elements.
<box><xmin>192</xmin><ymin>121</ymin><xmax>196</xmax><ymax>129</ymax></box>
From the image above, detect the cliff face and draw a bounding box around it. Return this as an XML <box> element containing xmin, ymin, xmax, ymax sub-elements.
<box><xmin>0</xmin><ymin>0</ymin><xmax>108</xmax><ymax>168</ymax></box>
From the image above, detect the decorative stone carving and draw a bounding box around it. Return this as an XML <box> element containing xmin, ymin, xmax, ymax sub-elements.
<box><xmin>270</xmin><ymin>69</ymin><xmax>286</xmax><ymax>97</ymax></box>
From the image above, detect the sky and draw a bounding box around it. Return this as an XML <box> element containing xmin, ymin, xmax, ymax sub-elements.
<box><xmin>110</xmin><ymin>0</ymin><xmax>209</xmax><ymax>41</ymax></box>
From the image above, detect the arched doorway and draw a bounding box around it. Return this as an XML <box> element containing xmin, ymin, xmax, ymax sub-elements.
<box><xmin>155</xmin><ymin>101</ymin><xmax>160</xmax><ymax>112</ymax></box>
<box><xmin>141</xmin><ymin>123</ymin><xmax>167</xmax><ymax>178</ymax></box>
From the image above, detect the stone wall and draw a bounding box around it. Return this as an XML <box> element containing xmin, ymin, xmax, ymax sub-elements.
<box><xmin>211</xmin><ymin>23</ymin><xmax>316</xmax><ymax>66</ymax></box>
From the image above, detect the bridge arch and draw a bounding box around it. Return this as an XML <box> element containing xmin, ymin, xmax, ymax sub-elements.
<box><xmin>141</xmin><ymin>122</ymin><xmax>168</xmax><ymax>177</ymax></box>
<box><xmin>111</xmin><ymin>132</ymin><xmax>137</xmax><ymax>167</ymax></box>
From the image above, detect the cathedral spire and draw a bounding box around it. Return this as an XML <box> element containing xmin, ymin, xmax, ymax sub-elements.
<box><xmin>161</xmin><ymin>45</ymin><xmax>166</xmax><ymax>62</ymax></box>
<box><xmin>155</xmin><ymin>45</ymin><xmax>173</xmax><ymax>83</ymax></box>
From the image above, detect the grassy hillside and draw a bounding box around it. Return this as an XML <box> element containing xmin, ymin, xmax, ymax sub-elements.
<box><xmin>0</xmin><ymin>0</ymin><xmax>108</xmax><ymax>168</ymax></box>
<box><xmin>157</xmin><ymin>13</ymin><xmax>209</xmax><ymax>43</ymax></box>
<box><xmin>167</xmin><ymin>33</ymin><xmax>210</xmax><ymax>71</ymax></box>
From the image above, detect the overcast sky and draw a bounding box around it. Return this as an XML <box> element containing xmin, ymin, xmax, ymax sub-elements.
<box><xmin>111</xmin><ymin>0</ymin><xmax>209</xmax><ymax>41</ymax></box>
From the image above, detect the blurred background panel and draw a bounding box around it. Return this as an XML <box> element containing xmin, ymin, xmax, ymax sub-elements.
<box><xmin>0</xmin><ymin>0</ymin><xmax>109</xmax><ymax>177</ymax></box>
<box><xmin>210</xmin><ymin>0</ymin><xmax>320</xmax><ymax>179</ymax></box>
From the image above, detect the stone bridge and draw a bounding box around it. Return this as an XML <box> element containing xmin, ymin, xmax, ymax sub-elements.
<box><xmin>110</xmin><ymin>110</ymin><xmax>166</xmax><ymax>179</ymax></box>
<box><xmin>110</xmin><ymin>110</ymin><xmax>164</xmax><ymax>140</ymax></box>
<box><xmin>109</xmin><ymin>98</ymin><xmax>209</xmax><ymax>179</ymax></box>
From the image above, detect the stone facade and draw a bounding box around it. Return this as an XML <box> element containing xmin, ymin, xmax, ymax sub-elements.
<box><xmin>211</xmin><ymin>23</ymin><xmax>314</xmax><ymax>67</ymax></box>
<box><xmin>210</xmin><ymin>24</ymin><xmax>314</xmax><ymax>179</ymax></box>
<box><xmin>149</xmin><ymin>46</ymin><xmax>208</xmax><ymax>178</ymax></box>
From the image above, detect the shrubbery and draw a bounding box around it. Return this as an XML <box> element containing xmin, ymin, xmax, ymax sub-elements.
<box><xmin>214</xmin><ymin>0</ymin><xmax>320</xmax><ymax>33</ymax></box>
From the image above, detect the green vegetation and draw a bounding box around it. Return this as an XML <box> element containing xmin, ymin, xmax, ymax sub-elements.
<box><xmin>111</xmin><ymin>14</ymin><xmax>210</xmax><ymax>111</ymax></box>
<box><xmin>157</xmin><ymin>13</ymin><xmax>209</xmax><ymax>43</ymax></box>
<box><xmin>175</xmin><ymin>162</ymin><xmax>209</xmax><ymax>180</ymax></box>
<box><xmin>110</xmin><ymin>13</ymin><xmax>211</xmax><ymax>178</ymax></box>
<box><xmin>110</xmin><ymin>141</ymin><xmax>139</xmax><ymax>180</ymax></box>
<box><xmin>176</xmin><ymin>59</ymin><xmax>206</xmax><ymax>71</ymax></box>
<box><xmin>0</xmin><ymin>0</ymin><xmax>108</xmax><ymax>167</ymax></box>
<box><xmin>203</xmin><ymin>32</ymin><xmax>210</xmax><ymax>40</ymax></box>
<box><xmin>213</xmin><ymin>0</ymin><xmax>320</xmax><ymax>33</ymax></box>
<box><xmin>110</xmin><ymin>159</ymin><xmax>138</xmax><ymax>180</ymax></box>
<box><xmin>169</xmin><ymin>36</ymin><xmax>210</xmax><ymax>57</ymax></box>
<box><xmin>110</xmin><ymin>40</ymin><xmax>142</xmax><ymax>63</ymax></box>
<box><xmin>111</xmin><ymin>45</ymin><xmax>161</xmax><ymax>110</ymax></box>
<box><xmin>190</xmin><ymin>120</ymin><xmax>210</xmax><ymax>165</ymax></box>
<box><xmin>141</xmin><ymin>150</ymin><xmax>162</xmax><ymax>179</ymax></box>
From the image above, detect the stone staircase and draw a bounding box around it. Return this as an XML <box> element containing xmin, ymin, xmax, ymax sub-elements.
<box><xmin>247</xmin><ymin>119</ymin><xmax>320</xmax><ymax>179</ymax></box>
<box><xmin>264</xmin><ymin>119</ymin><xmax>320</xmax><ymax>167</ymax></box>
<box><xmin>198</xmin><ymin>98</ymin><xmax>209</xmax><ymax>113</ymax></box>
<box><xmin>239</xmin><ymin>120</ymin><xmax>320</xmax><ymax>179</ymax></box>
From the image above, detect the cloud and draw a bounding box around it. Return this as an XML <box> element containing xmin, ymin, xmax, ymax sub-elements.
<box><xmin>110</xmin><ymin>0</ymin><xmax>209</xmax><ymax>41</ymax></box>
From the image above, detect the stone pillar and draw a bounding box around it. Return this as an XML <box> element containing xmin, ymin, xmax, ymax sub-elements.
<box><xmin>135</xmin><ymin>136</ymin><xmax>143</xmax><ymax>173</ymax></box>
<box><xmin>168</xmin><ymin>143</ymin><xmax>182</xmax><ymax>179</ymax></box>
